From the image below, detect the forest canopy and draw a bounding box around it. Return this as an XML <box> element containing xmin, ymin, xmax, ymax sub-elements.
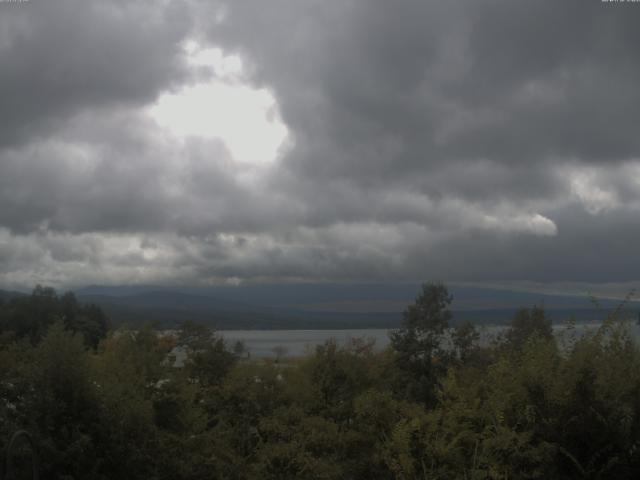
<box><xmin>0</xmin><ymin>283</ymin><xmax>639</xmax><ymax>479</ymax></box>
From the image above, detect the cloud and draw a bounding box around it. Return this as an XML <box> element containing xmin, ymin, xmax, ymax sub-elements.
<box><xmin>1</xmin><ymin>0</ymin><xmax>640</xmax><ymax>288</ymax></box>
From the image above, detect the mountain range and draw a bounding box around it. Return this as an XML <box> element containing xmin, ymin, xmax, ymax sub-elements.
<box><xmin>73</xmin><ymin>284</ymin><xmax>640</xmax><ymax>329</ymax></box>
<box><xmin>2</xmin><ymin>283</ymin><xmax>637</xmax><ymax>329</ymax></box>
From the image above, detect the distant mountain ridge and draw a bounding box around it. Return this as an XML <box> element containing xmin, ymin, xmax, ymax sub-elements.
<box><xmin>0</xmin><ymin>289</ymin><xmax>27</xmax><ymax>302</ymax></box>
<box><xmin>66</xmin><ymin>283</ymin><xmax>640</xmax><ymax>329</ymax></box>
<box><xmin>77</xmin><ymin>283</ymin><xmax>635</xmax><ymax>308</ymax></box>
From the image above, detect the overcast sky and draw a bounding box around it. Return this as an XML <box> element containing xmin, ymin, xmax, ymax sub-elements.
<box><xmin>1</xmin><ymin>0</ymin><xmax>640</xmax><ymax>292</ymax></box>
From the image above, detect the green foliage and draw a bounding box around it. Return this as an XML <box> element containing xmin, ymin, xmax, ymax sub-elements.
<box><xmin>390</xmin><ymin>282</ymin><xmax>453</xmax><ymax>405</ymax></box>
<box><xmin>452</xmin><ymin>320</ymin><xmax>481</xmax><ymax>362</ymax></box>
<box><xmin>251</xmin><ymin>406</ymin><xmax>344</xmax><ymax>479</ymax></box>
<box><xmin>2</xmin><ymin>284</ymin><xmax>640</xmax><ymax>479</ymax></box>
<box><xmin>0</xmin><ymin>286</ymin><xmax>109</xmax><ymax>348</ymax></box>
<box><xmin>179</xmin><ymin>320</ymin><xmax>238</xmax><ymax>387</ymax></box>
<box><xmin>305</xmin><ymin>338</ymin><xmax>376</xmax><ymax>418</ymax></box>
<box><xmin>506</xmin><ymin>305</ymin><xmax>553</xmax><ymax>349</ymax></box>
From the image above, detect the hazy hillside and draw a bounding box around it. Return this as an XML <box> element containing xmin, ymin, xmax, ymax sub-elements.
<box><xmin>73</xmin><ymin>284</ymin><xmax>640</xmax><ymax>329</ymax></box>
<box><xmin>0</xmin><ymin>289</ymin><xmax>26</xmax><ymax>302</ymax></box>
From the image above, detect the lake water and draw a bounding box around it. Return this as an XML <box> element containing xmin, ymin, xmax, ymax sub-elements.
<box><xmin>219</xmin><ymin>329</ymin><xmax>392</xmax><ymax>357</ymax></box>
<box><xmin>219</xmin><ymin>323</ymin><xmax>640</xmax><ymax>357</ymax></box>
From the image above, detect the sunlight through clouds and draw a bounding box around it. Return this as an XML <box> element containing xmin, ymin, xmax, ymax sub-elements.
<box><xmin>148</xmin><ymin>41</ymin><xmax>290</xmax><ymax>166</ymax></box>
<box><xmin>4</xmin><ymin>0</ymin><xmax>640</xmax><ymax>287</ymax></box>
<box><xmin>569</xmin><ymin>169</ymin><xmax>618</xmax><ymax>215</ymax></box>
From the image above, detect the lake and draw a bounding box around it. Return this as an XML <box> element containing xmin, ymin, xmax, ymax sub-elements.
<box><xmin>218</xmin><ymin>322</ymin><xmax>640</xmax><ymax>357</ymax></box>
<box><xmin>220</xmin><ymin>329</ymin><xmax>392</xmax><ymax>357</ymax></box>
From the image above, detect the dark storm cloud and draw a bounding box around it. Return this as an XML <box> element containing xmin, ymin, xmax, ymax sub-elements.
<box><xmin>409</xmin><ymin>206</ymin><xmax>640</xmax><ymax>284</ymax></box>
<box><xmin>207</xmin><ymin>0</ymin><xmax>640</xmax><ymax>181</ymax></box>
<box><xmin>0</xmin><ymin>108</ymin><xmax>302</xmax><ymax>236</ymax></box>
<box><xmin>2</xmin><ymin>0</ymin><xmax>640</xmax><ymax>287</ymax></box>
<box><xmin>0</xmin><ymin>0</ymin><xmax>192</xmax><ymax>148</ymax></box>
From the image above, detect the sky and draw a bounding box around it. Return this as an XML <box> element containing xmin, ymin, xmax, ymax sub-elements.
<box><xmin>1</xmin><ymin>0</ymin><xmax>640</xmax><ymax>293</ymax></box>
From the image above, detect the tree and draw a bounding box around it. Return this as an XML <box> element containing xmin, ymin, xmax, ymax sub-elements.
<box><xmin>233</xmin><ymin>340</ymin><xmax>247</xmax><ymax>357</ymax></box>
<box><xmin>0</xmin><ymin>286</ymin><xmax>109</xmax><ymax>348</ymax></box>
<box><xmin>451</xmin><ymin>321</ymin><xmax>480</xmax><ymax>362</ymax></box>
<box><xmin>506</xmin><ymin>305</ymin><xmax>553</xmax><ymax>349</ymax></box>
<box><xmin>390</xmin><ymin>282</ymin><xmax>453</xmax><ymax>405</ymax></box>
<box><xmin>307</xmin><ymin>339</ymin><xmax>374</xmax><ymax>416</ymax></box>
<box><xmin>28</xmin><ymin>322</ymin><xmax>103</xmax><ymax>479</ymax></box>
<box><xmin>271</xmin><ymin>345</ymin><xmax>288</xmax><ymax>363</ymax></box>
<box><xmin>178</xmin><ymin>321</ymin><xmax>236</xmax><ymax>387</ymax></box>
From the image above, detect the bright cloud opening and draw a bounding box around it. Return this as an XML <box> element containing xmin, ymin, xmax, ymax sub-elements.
<box><xmin>148</xmin><ymin>42</ymin><xmax>290</xmax><ymax>166</ymax></box>
<box><xmin>480</xmin><ymin>212</ymin><xmax>558</xmax><ymax>237</ymax></box>
<box><xmin>569</xmin><ymin>170</ymin><xmax>618</xmax><ymax>215</ymax></box>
